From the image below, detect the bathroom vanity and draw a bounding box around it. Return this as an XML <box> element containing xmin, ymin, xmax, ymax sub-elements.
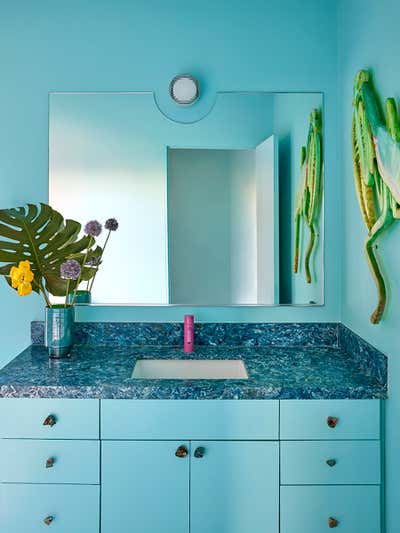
<box><xmin>0</xmin><ymin>398</ymin><xmax>383</xmax><ymax>533</ymax></box>
<box><xmin>0</xmin><ymin>322</ymin><xmax>386</xmax><ymax>533</ymax></box>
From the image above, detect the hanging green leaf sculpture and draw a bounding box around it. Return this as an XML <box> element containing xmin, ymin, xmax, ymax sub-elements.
<box><xmin>0</xmin><ymin>203</ymin><xmax>99</xmax><ymax>301</ymax></box>
<box><xmin>294</xmin><ymin>108</ymin><xmax>323</xmax><ymax>284</ymax></box>
<box><xmin>352</xmin><ymin>70</ymin><xmax>400</xmax><ymax>324</ymax></box>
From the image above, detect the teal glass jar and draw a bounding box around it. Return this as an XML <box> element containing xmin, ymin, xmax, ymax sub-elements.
<box><xmin>45</xmin><ymin>306</ymin><xmax>75</xmax><ymax>358</ymax></box>
<box><xmin>67</xmin><ymin>290</ymin><xmax>92</xmax><ymax>305</ymax></box>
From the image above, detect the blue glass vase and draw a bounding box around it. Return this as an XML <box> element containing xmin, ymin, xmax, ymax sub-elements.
<box><xmin>67</xmin><ymin>290</ymin><xmax>92</xmax><ymax>305</ymax></box>
<box><xmin>45</xmin><ymin>306</ymin><xmax>75</xmax><ymax>358</ymax></box>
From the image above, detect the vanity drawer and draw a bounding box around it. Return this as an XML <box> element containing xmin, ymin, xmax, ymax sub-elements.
<box><xmin>280</xmin><ymin>400</ymin><xmax>380</xmax><ymax>440</ymax></box>
<box><xmin>281</xmin><ymin>485</ymin><xmax>381</xmax><ymax>533</ymax></box>
<box><xmin>0</xmin><ymin>484</ymin><xmax>99</xmax><ymax>532</ymax></box>
<box><xmin>0</xmin><ymin>440</ymin><xmax>100</xmax><ymax>484</ymax></box>
<box><xmin>0</xmin><ymin>398</ymin><xmax>99</xmax><ymax>439</ymax></box>
<box><xmin>101</xmin><ymin>400</ymin><xmax>279</xmax><ymax>440</ymax></box>
<box><xmin>280</xmin><ymin>440</ymin><xmax>381</xmax><ymax>485</ymax></box>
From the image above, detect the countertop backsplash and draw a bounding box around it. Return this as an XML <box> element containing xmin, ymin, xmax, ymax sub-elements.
<box><xmin>0</xmin><ymin>321</ymin><xmax>386</xmax><ymax>400</ymax></box>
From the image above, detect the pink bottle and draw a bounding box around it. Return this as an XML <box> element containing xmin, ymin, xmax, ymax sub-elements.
<box><xmin>184</xmin><ymin>315</ymin><xmax>195</xmax><ymax>353</ymax></box>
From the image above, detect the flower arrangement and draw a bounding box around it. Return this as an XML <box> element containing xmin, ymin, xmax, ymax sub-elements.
<box><xmin>0</xmin><ymin>204</ymin><xmax>101</xmax><ymax>306</ymax></box>
<box><xmin>0</xmin><ymin>204</ymin><xmax>119</xmax><ymax>357</ymax></box>
<box><xmin>0</xmin><ymin>205</ymin><xmax>119</xmax><ymax>307</ymax></box>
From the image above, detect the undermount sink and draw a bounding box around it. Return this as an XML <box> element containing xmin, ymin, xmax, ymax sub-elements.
<box><xmin>131</xmin><ymin>359</ymin><xmax>248</xmax><ymax>380</ymax></box>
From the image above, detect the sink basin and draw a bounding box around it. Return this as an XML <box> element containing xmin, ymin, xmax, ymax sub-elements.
<box><xmin>131</xmin><ymin>359</ymin><xmax>248</xmax><ymax>380</ymax></box>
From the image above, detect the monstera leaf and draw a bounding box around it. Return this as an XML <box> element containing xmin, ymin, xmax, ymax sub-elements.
<box><xmin>0</xmin><ymin>203</ymin><xmax>97</xmax><ymax>297</ymax></box>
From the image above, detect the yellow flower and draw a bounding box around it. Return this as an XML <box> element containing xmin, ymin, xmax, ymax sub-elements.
<box><xmin>10</xmin><ymin>260</ymin><xmax>34</xmax><ymax>296</ymax></box>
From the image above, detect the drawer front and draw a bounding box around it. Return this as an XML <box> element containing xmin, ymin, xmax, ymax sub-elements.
<box><xmin>281</xmin><ymin>485</ymin><xmax>381</xmax><ymax>533</ymax></box>
<box><xmin>280</xmin><ymin>400</ymin><xmax>380</xmax><ymax>440</ymax></box>
<box><xmin>0</xmin><ymin>484</ymin><xmax>99</xmax><ymax>533</ymax></box>
<box><xmin>0</xmin><ymin>440</ymin><xmax>100</xmax><ymax>484</ymax></box>
<box><xmin>101</xmin><ymin>400</ymin><xmax>279</xmax><ymax>440</ymax></box>
<box><xmin>0</xmin><ymin>399</ymin><xmax>99</xmax><ymax>439</ymax></box>
<box><xmin>281</xmin><ymin>440</ymin><xmax>381</xmax><ymax>485</ymax></box>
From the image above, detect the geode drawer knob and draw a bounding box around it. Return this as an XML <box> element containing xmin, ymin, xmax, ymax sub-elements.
<box><xmin>327</xmin><ymin>416</ymin><xmax>339</xmax><ymax>429</ymax></box>
<box><xmin>46</xmin><ymin>457</ymin><xmax>55</xmax><ymax>468</ymax></box>
<box><xmin>328</xmin><ymin>517</ymin><xmax>339</xmax><ymax>528</ymax></box>
<box><xmin>43</xmin><ymin>415</ymin><xmax>57</xmax><ymax>427</ymax></box>
<box><xmin>194</xmin><ymin>446</ymin><xmax>205</xmax><ymax>458</ymax></box>
<box><xmin>175</xmin><ymin>445</ymin><xmax>188</xmax><ymax>458</ymax></box>
<box><xmin>326</xmin><ymin>458</ymin><xmax>337</xmax><ymax>467</ymax></box>
<box><xmin>43</xmin><ymin>515</ymin><xmax>54</xmax><ymax>526</ymax></box>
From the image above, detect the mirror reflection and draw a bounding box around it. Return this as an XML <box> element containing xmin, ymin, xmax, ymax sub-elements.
<box><xmin>49</xmin><ymin>91</ymin><xmax>323</xmax><ymax>306</ymax></box>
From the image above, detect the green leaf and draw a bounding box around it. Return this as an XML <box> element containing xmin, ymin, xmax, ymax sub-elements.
<box><xmin>0</xmin><ymin>203</ymin><xmax>98</xmax><ymax>297</ymax></box>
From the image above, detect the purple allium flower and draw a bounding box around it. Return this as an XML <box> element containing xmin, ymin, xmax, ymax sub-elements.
<box><xmin>60</xmin><ymin>259</ymin><xmax>81</xmax><ymax>280</ymax></box>
<box><xmin>105</xmin><ymin>218</ymin><xmax>119</xmax><ymax>231</ymax></box>
<box><xmin>86</xmin><ymin>257</ymin><xmax>100</xmax><ymax>267</ymax></box>
<box><xmin>84</xmin><ymin>220</ymin><xmax>102</xmax><ymax>237</ymax></box>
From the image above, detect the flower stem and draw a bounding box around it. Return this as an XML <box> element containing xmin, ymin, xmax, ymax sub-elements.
<box><xmin>65</xmin><ymin>280</ymin><xmax>70</xmax><ymax>308</ymax></box>
<box><xmin>89</xmin><ymin>230</ymin><xmax>111</xmax><ymax>292</ymax></box>
<box><xmin>34</xmin><ymin>278</ymin><xmax>52</xmax><ymax>308</ymax></box>
<box><xmin>71</xmin><ymin>236</ymin><xmax>93</xmax><ymax>306</ymax></box>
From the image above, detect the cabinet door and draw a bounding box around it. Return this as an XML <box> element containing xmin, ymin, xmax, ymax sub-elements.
<box><xmin>191</xmin><ymin>441</ymin><xmax>279</xmax><ymax>533</ymax></box>
<box><xmin>102</xmin><ymin>441</ymin><xmax>189</xmax><ymax>533</ymax></box>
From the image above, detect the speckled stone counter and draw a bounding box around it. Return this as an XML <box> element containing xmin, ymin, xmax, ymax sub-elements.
<box><xmin>0</xmin><ymin>337</ymin><xmax>387</xmax><ymax>400</ymax></box>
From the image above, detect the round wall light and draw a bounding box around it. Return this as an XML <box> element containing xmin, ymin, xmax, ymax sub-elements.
<box><xmin>169</xmin><ymin>74</ymin><xmax>200</xmax><ymax>105</ymax></box>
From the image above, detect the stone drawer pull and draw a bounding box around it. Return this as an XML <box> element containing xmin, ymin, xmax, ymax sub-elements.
<box><xmin>328</xmin><ymin>517</ymin><xmax>339</xmax><ymax>528</ymax></box>
<box><xmin>327</xmin><ymin>416</ymin><xmax>339</xmax><ymax>429</ymax></box>
<box><xmin>43</xmin><ymin>415</ymin><xmax>57</xmax><ymax>427</ymax></box>
<box><xmin>326</xmin><ymin>458</ymin><xmax>337</xmax><ymax>467</ymax></box>
<box><xmin>194</xmin><ymin>446</ymin><xmax>205</xmax><ymax>458</ymax></box>
<box><xmin>175</xmin><ymin>445</ymin><xmax>188</xmax><ymax>458</ymax></box>
<box><xmin>45</xmin><ymin>457</ymin><xmax>55</xmax><ymax>468</ymax></box>
<box><xmin>43</xmin><ymin>516</ymin><xmax>54</xmax><ymax>526</ymax></box>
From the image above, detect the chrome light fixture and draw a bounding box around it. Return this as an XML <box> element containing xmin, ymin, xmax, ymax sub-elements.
<box><xmin>169</xmin><ymin>74</ymin><xmax>200</xmax><ymax>105</ymax></box>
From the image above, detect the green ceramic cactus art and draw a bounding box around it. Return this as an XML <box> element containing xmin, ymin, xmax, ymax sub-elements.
<box><xmin>294</xmin><ymin>109</ymin><xmax>323</xmax><ymax>285</ymax></box>
<box><xmin>352</xmin><ymin>70</ymin><xmax>400</xmax><ymax>324</ymax></box>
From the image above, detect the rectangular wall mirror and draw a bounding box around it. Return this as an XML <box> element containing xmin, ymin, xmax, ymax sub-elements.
<box><xmin>49</xmin><ymin>91</ymin><xmax>323</xmax><ymax>306</ymax></box>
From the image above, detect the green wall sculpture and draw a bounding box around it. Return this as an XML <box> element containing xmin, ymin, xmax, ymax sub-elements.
<box><xmin>294</xmin><ymin>109</ymin><xmax>323</xmax><ymax>284</ymax></box>
<box><xmin>352</xmin><ymin>70</ymin><xmax>400</xmax><ymax>324</ymax></box>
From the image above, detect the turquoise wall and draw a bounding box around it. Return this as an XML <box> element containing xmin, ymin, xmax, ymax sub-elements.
<box><xmin>1</xmin><ymin>0</ymin><xmax>398</xmax><ymax>525</ymax></box>
<box><xmin>338</xmin><ymin>1</ymin><xmax>400</xmax><ymax>530</ymax></box>
<box><xmin>0</xmin><ymin>0</ymin><xmax>339</xmax><ymax>364</ymax></box>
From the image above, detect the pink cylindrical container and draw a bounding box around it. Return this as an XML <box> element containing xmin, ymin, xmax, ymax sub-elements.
<box><xmin>184</xmin><ymin>315</ymin><xmax>194</xmax><ymax>353</ymax></box>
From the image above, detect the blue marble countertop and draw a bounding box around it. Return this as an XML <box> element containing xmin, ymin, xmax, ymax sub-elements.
<box><xmin>0</xmin><ymin>343</ymin><xmax>387</xmax><ymax>399</ymax></box>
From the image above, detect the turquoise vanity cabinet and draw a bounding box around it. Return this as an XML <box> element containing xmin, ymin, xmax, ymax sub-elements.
<box><xmin>101</xmin><ymin>400</ymin><xmax>279</xmax><ymax>533</ymax></box>
<box><xmin>280</xmin><ymin>400</ymin><xmax>382</xmax><ymax>533</ymax></box>
<box><xmin>0</xmin><ymin>398</ymin><xmax>382</xmax><ymax>532</ymax></box>
<box><xmin>102</xmin><ymin>440</ymin><xmax>279</xmax><ymax>533</ymax></box>
<box><xmin>0</xmin><ymin>399</ymin><xmax>100</xmax><ymax>533</ymax></box>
